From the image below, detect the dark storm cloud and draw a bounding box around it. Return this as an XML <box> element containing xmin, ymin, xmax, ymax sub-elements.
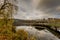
<box><xmin>15</xmin><ymin>0</ymin><xmax>60</xmax><ymax>19</ymax></box>
<box><xmin>40</xmin><ymin>0</ymin><xmax>60</xmax><ymax>8</ymax></box>
<box><xmin>38</xmin><ymin>0</ymin><xmax>60</xmax><ymax>15</ymax></box>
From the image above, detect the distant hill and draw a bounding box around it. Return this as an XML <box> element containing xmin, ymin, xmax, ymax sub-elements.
<box><xmin>13</xmin><ymin>18</ymin><xmax>60</xmax><ymax>26</ymax></box>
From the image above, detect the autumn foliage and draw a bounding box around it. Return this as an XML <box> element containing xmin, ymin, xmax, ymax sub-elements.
<box><xmin>0</xmin><ymin>0</ymin><xmax>36</xmax><ymax>40</ymax></box>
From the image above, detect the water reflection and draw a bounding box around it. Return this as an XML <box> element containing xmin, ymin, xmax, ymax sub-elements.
<box><xmin>16</xmin><ymin>26</ymin><xmax>60</xmax><ymax>40</ymax></box>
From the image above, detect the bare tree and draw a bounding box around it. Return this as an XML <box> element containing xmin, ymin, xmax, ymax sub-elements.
<box><xmin>0</xmin><ymin>0</ymin><xmax>18</xmax><ymax>27</ymax></box>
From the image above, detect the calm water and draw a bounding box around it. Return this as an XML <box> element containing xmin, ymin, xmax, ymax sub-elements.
<box><xmin>16</xmin><ymin>26</ymin><xmax>60</xmax><ymax>40</ymax></box>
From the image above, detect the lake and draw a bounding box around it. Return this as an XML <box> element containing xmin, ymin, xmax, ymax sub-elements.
<box><xmin>16</xmin><ymin>26</ymin><xmax>60</xmax><ymax>40</ymax></box>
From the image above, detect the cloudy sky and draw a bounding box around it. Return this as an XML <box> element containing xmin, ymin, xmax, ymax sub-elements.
<box><xmin>14</xmin><ymin>0</ymin><xmax>60</xmax><ymax>20</ymax></box>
